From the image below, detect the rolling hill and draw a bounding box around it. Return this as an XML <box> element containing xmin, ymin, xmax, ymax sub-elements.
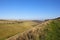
<box><xmin>6</xmin><ymin>18</ymin><xmax>60</xmax><ymax>40</ymax></box>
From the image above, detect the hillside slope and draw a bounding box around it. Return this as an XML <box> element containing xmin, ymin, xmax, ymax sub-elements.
<box><xmin>6</xmin><ymin>19</ymin><xmax>60</xmax><ymax>40</ymax></box>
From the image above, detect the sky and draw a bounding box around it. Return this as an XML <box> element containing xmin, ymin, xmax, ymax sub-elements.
<box><xmin>0</xmin><ymin>0</ymin><xmax>60</xmax><ymax>20</ymax></box>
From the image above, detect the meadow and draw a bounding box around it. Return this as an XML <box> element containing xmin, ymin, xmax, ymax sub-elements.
<box><xmin>0</xmin><ymin>20</ymin><xmax>39</xmax><ymax>40</ymax></box>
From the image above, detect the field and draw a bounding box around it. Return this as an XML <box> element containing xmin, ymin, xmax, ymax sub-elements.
<box><xmin>0</xmin><ymin>20</ymin><xmax>39</xmax><ymax>40</ymax></box>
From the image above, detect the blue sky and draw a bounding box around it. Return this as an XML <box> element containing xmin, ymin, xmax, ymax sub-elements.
<box><xmin>0</xmin><ymin>0</ymin><xmax>60</xmax><ymax>20</ymax></box>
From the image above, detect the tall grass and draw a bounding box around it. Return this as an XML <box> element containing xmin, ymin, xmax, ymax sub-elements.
<box><xmin>45</xmin><ymin>20</ymin><xmax>60</xmax><ymax>40</ymax></box>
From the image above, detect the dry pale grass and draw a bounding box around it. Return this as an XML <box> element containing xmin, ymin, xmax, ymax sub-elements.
<box><xmin>0</xmin><ymin>20</ymin><xmax>40</xmax><ymax>40</ymax></box>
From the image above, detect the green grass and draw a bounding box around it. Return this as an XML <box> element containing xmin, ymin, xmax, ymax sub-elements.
<box><xmin>0</xmin><ymin>20</ymin><xmax>38</xmax><ymax>40</ymax></box>
<box><xmin>45</xmin><ymin>20</ymin><xmax>60</xmax><ymax>40</ymax></box>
